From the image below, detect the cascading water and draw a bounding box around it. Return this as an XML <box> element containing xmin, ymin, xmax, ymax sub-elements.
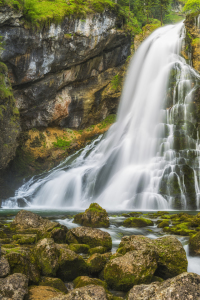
<box><xmin>4</xmin><ymin>21</ymin><xmax>200</xmax><ymax>210</ymax></box>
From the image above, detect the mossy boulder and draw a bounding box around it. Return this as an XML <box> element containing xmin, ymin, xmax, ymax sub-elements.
<box><xmin>26</xmin><ymin>285</ymin><xmax>64</xmax><ymax>300</ymax></box>
<box><xmin>11</xmin><ymin>210</ymin><xmax>68</xmax><ymax>243</ymax></box>
<box><xmin>12</xmin><ymin>234</ymin><xmax>37</xmax><ymax>244</ymax></box>
<box><xmin>157</xmin><ymin>220</ymin><xmax>170</xmax><ymax>228</ymax></box>
<box><xmin>123</xmin><ymin>217</ymin><xmax>153</xmax><ymax>228</ymax></box>
<box><xmin>57</xmin><ymin>247</ymin><xmax>88</xmax><ymax>281</ymax></box>
<box><xmin>0</xmin><ymin>273</ymin><xmax>28</xmax><ymax>299</ymax></box>
<box><xmin>73</xmin><ymin>203</ymin><xmax>109</xmax><ymax>228</ymax></box>
<box><xmin>66</xmin><ymin>226</ymin><xmax>112</xmax><ymax>251</ymax></box>
<box><xmin>154</xmin><ymin>236</ymin><xmax>188</xmax><ymax>279</ymax></box>
<box><xmin>89</xmin><ymin>246</ymin><xmax>107</xmax><ymax>255</ymax></box>
<box><xmin>34</xmin><ymin>238</ymin><xmax>59</xmax><ymax>277</ymax></box>
<box><xmin>73</xmin><ymin>276</ymin><xmax>108</xmax><ymax>289</ymax></box>
<box><xmin>163</xmin><ymin>223</ymin><xmax>196</xmax><ymax>236</ymax></box>
<box><xmin>69</xmin><ymin>243</ymin><xmax>90</xmax><ymax>254</ymax></box>
<box><xmin>0</xmin><ymin>256</ymin><xmax>10</xmax><ymax>278</ymax></box>
<box><xmin>0</xmin><ymin>229</ymin><xmax>7</xmax><ymax>239</ymax></box>
<box><xmin>128</xmin><ymin>272</ymin><xmax>200</xmax><ymax>300</ymax></box>
<box><xmin>104</xmin><ymin>250</ymin><xmax>157</xmax><ymax>291</ymax></box>
<box><xmin>39</xmin><ymin>276</ymin><xmax>68</xmax><ymax>293</ymax></box>
<box><xmin>117</xmin><ymin>235</ymin><xmax>155</xmax><ymax>255</ymax></box>
<box><xmin>189</xmin><ymin>231</ymin><xmax>200</xmax><ymax>255</ymax></box>
<box><xmin>87</xmin><ymin>253</ymin><xmax>111</xmax><ymax>274</ymax></box>
<box><xmin>5</xmin><ymin>248</ymin><xmax>40</xmax><ymax>284</ymax></box>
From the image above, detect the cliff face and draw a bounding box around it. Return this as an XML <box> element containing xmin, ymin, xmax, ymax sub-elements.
<box><xmin>0</xmin><ymin>7</ymin><xmax>131</xmax><ymax>130</ymax></box>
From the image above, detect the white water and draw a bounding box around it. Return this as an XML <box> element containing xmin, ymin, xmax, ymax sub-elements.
<box><xmin>4</xmin><ymin>21</ymin><xmax>200</xmax><ymax>210</ymax></box>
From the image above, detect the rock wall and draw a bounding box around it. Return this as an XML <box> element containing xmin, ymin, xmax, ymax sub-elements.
<box><xmin>0</xmin><ymin>6</ymin><xmax>131</xmax><ymax>130</ymax></box>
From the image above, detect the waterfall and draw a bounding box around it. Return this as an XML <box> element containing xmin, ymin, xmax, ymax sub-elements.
<box><xmin>4</xmin><ymin>21</ymin><xmax>200</xmax><ymax>210</ymax></box>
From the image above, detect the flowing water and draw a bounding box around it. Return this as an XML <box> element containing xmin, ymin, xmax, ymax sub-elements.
<box><xmin>3</xmin><ymin>21</ymin><xmax>200</xmax><ymax>211</ymax></box>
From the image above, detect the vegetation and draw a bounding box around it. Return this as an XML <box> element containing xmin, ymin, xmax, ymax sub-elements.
<box><xmin>183</xmin><ymin>0</ymin><xmax>200</xmax><ymax>13</ymax></box>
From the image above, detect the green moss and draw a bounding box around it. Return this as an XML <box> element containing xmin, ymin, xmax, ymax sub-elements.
<box><xmin>39</xmin><ymin>276</ymin><xmax>68</xmax><ymax>293</ymax></box>
<box><xmin>53</xmin><ymin>138</ymin><xmax>72</xmax><ymax>150</ymax></box>
<box><xmin>73</xmin><ymin>276</ymin><xmax>107</xmax><ymax>289</ymax></box>
<box><xmin>123</xmin><ymin>217</ymin><xmax>154</xmax><ymax>228</ymax></box>
<box><xmin>163</xmin><ymin>222</ymin><xmax>196</xmax><ymax>236</ymax></box>
<box><xmin>89</xmin><ymin>246</ymin><xmax>107</xmax><ymax>255</ymax></box>
<box><xmin>157</xmin><ymin>220</ymin><xmax>170</xmax><ymax>228</ymax></box>
<box><xmin>12</xmin><ymin>234</ymin><xmax>37</xmax><ymax>244</ymax></box>
<box><xmin>98</xmin><ymin>115</ymin><xmax>116</xmax><ymax>130</ymax></box>
<box><xmin>69</xmin><ymin>243</ymin><xmax>90</xmax><ymax>254</ymax></box>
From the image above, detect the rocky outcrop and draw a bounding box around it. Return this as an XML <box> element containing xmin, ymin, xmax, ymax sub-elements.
<box><xmin>0</xmin><ymin>8</ymin><xmax>130</xmax><ymax>131</ymax></box>
<box><xmin>73</xmin><ymin>203</ymin><xmax>110</xmax><ymax>228</ymax></box>
<box><xmin>128</xmin><ymin>272</ymin><xmax>200</xmax><ymax>300</ymax></box>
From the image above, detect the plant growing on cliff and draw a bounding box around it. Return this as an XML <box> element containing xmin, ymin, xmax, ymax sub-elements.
<box><xmin>183</xmin><ymin>0</ymin><xmax>200</xmax><ymax>13</ymax></box>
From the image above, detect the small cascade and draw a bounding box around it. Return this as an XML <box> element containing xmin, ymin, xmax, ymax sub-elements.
<box><xmin>3</xmin><ymin>21</ymin><xmax>200</xmax><ymax>210</ymax></box>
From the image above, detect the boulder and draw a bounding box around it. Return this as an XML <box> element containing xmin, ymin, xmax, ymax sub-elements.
<box><xmin>34</xmin><ymin>238</ymin><xmax>59</xmax><ymax>277</ymax></box>
<box><xmin>73</xmin><ymin>276</ymin><xmax>108</xmax><ymax>289</ymax></box>
<box><xmin>57</xmin><ymin>247</ymin><xmax>88</xmax><ymax>281</ymax></box>
<box><xmin>73</xmin><ymin>203</ymin><xmax>109</xmax><ymax>228</ymax></box>
<box><xmin>39</xmin><ymin>276</ymin><xmax>68</xmax><ymax>293</ymax></box>
<box><xmin>68</xmin><ymin>244</ymin><xmax>90</xmax><ymax>254</ymax></box>
<box><xmin>66</xmin><ymin>227</ymin><xmax>112</xmax><ymax>251</ymax></box>
<box><xmin>117</xmin><ymin>235</ymin><xmax>187</xmax><ymax>280</ymax></box>
<box><xmin>0</xmin><ymin>273</ymin><xmax>28</xmax><ymax>300</ymax></box>
<box><xmin>123</xmin><ymin>217</ymin><xmax>154</xmax><ymax>228</ymax></box>
<box><xmin>87</xmin><ymin>253</ymin><xmax>111</xmax><ymax>274</ymax></box>
<box><xmin>157</xmin><ymin>220</ymin><xmax>170</xmax><ymax>228</ymax></box>
<box><xmin>89</xmin><ymin>246</ymin><xmax>107</xmax><ymax>255</ymax></box>
<box><xmin>0</xmin><ymin>256</ymin><xmax>10</xmax><ymax>277</ymax></box>
<box><xmin>11</xmin><ymin>210</ymin><xmax>68</xmax><ymax>243</ymax></box>
<box><xmin>128</xmin><ymin>272</ymin><xmax>200</xmax><ymax>300</ymax></box>
<box><xmin>189</xmin><ymin>231</ymin><xmax>200</xmax><ymax>255</ymax></box>
<box><xmin>50</xmin><ymin>284</ymin><xmax>108</xmax><ymax>300</ymax></box>
<box><xmin>0</xmin><ymin>229</ymin><xmax>7</xmax><ymax>238</ymax></box>
<box><xmin>5</xmin><ymin>248</ymin><xmax>40</xmax><ymax>284</ymax></box>
<box><xmin>104</xmin><ymin>250</ymin><xmax>157</xmax><ymax>291</ymax></box>
<box><xmin>26</xmin><ymin>285</ymin><xmax>64</xmax><ymax>300</ymax></box>
<box><xmin>154</xmin><ymin>236</ymin><xmax>188</xmax><ymax>279</ymax></box>
<box><xmin>12</xmin><ymin>234</ymin><xmax>37</xmax><ymax>244</ymax></box>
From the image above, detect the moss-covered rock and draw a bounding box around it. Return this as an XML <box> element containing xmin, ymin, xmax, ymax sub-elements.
<box><xmin>87</xmin><ymin>253</ymin><xmax>111</xmax><ymax>274</ymax></box>
<box><xmin>117</xmin><ymin>235</ymin><xmax>155</xmax><ymax>255</ymax></box>
<box><xmin>163</xmin><ymin>223</ymin><xmax>196</xmax><ymax>236</ymax></box>
<box><xmin>157</xmin><ymin>220</ymin><xmax>170</xmax><ymax>228</ymax></box>
<box><xmin>73</xmin><ymin>276</ymin><xmax>108</xmax><ymax>290</ymax></box>
<box><xmin>0</xmin><ymin>229</ymin><xmax>7</xmax><ymax>239</ymax></box>
<box><xmin>123</xmin><ymin>217</ymin><xmax>153</xmax><ymax>228</ymax></box>
<box><xmin>189</xmin><ymin>231</ymin><xmax>200</xmax><ymax>255</ymax></box>
<box><xmin>154</xmin><ymin>236</ymin><xmax>188</xmax><ymax>279</ymax></box>
<box><xmin>26</xmin><ymin>285</ymin><xmax>64</xmax><ymax>300</ymax></box>
<box><xmin>0</xmin><ymin>273</ymin><xmax>28</xmax><ymax>300</ymax></box>
<box><xmin>73</xmin><ymin>203</ymin><xmax>110</xmax><ymax>228</ymax></box>
<box><xmin>12</xmin><ymin>234</ymin><xmax>37</xmax><ymax>244</ymax></box>
<box><xmin>104</xmin><ymin>249</ymin><xmax>157</xmax><ymax>291</ymax></box>
<box><xmin>89</xmin><ymin>246</ymin><xmax>107</xmax><ymax>255</ymax></box>
<box><xmin>0</xmin><ymin>256</ymin><xmax>10</xmax><ymax>278</ymax></box>
<box><xmin>66</xmin><ymin>226</ymin><xmax>112</xmax><ymax>251</ymax></box>
<box><xmin>39</xmin><ymin>276</ymin><xmax>68</xmax><ymax>293</ymax></box>
<box><xmin>69</xmin><ymin>243</ymin><xmax>90</xmax><ymax>254</ymax></box>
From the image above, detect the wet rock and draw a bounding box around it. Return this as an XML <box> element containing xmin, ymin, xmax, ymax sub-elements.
<box><xmin>5</xmin><ymin>247</ymin><xmax>40</xmax><ymax>284</ymax></box>
<box><xmin>34</xmin><ymin>238</ymin><xmax>59</xmax><ymax>277</ymax></box>
<box><xmin>39</xmin><ymin>276</ymin><xmax>68</xmax><ymax>293</ymax></box>
<box><xmin>73</xmin><ymin>276</ymin><xmax>107</xmax><ymax>289</ymax></box>
<box><xmin>66</xmin><ymin>226</ymin><xmax>112</xmax><ymax>251</ymax></box>
<box><xmin>189</xmin><ymin>231</ymin><xmax>200</xmax><ymax>255</ymax></box>
<box><xmin>104</xmin><ymin>250</ymin><xmax>157</xmax><ymax>291</ymax></box>
<box><xmin>57</xmin><ymin>247</ymin><xmax>88</xmax><ymax>281</ymax></box>
<box><xmin>154</xmin><ymin>236</ymin><xmax>188</xmax><ymax>279</ymax></box>
<box><xmin>123</xmin><ymin>217</ymin><xmax>154</xmax><ymax>228</ymax></box>
<box><xmin>11</xmin><ymin>210</ymin><xmax>67</xmax><ymax>243</ymax></box>
<box><xmin>87</xmin><ymin>253</ymin><xmax>111</xmax><ymax>274</ymax></box>
<box><xmin>50</xmin><ymin>284</ymin><xmax>108</xmax><ymax>300</ymax></box>
<box><xmin>26</xmin><ymin>285</ymin><xmax>64</xmax><ymax>300</ymax></box>
<box><xmin>0</xmin><ymin>256</ymin><xmax>10</xmax><ymax>277</ymax></box>
<box><xmin>0</xmin><ymin>273</ymin><xmax>28</xmax><ymax>300</ymax></box>
<box><xmin>73</xmin><ymin>203</ymin><xmax>109</xmax><ymax>228</ymax></box>
<box><xmin>128</xmin><ymin>272</ymin><xmax>200</xmax><ymax>300</ymax></box>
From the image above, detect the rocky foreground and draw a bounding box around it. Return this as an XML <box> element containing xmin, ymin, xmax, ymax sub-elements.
<box><xmin>0</xmin><ymin>204</ymin><xmax>200</xmax><ymax>299</ymax></box>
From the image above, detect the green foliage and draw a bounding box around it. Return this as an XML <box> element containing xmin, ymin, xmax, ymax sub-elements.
<box><xmin>183</xmin><ymin>0</ymin><xmax>200</xmax><ymax>13</ymax></box>
<box><xmin>53</xmin><ymin>138</ymin><xmax>72</xmax><ymax>149</ymax></box>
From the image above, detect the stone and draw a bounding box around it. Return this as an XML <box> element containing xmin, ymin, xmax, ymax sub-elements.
<box><xmin>157</xmin><ymin>220</ymin><xmax>170</xmax><ymax>228</ymax></box>
<box><xmin>73</xmin><ymin>203</ymin><xmax>109</xmax><ymax>228</ymax></box>
<box><xmin>128</xmin><ymin>272</ymin><xmax>200</xmax><ymax>300</ymax></box>
<box><xmin>66</xmin><ymin>226</ymin><xmax>112</xmax><ymax>251</ymax></box>
<box><xmin>123</xmin><ymin>217</ymin><xmax>154</xmax><ymax>228</ymax></box>
<box><xmin>34</xmin><ymin>238</ymin><xmax>59</xmax><ymax>277</ymax></box>
<box><xmin>0</xmin><ymin>229</ymin><xmax>7</xmax><ymax>238</ymax></box>
<box><xmin>117</xmin><ymin>235</ymin><xmax>155</xmax><ymax>255</ymax></box>
<box><xmin>0</xmin><ymin>256</ymin><xmax>10</xmax><ymax>277</ymax></box>
<box><xmin>12</xmin><ymin>234</ymin><xmax>37</xmax><ymax>244</ymax></box>
<box><xmin>87</xmin><ymin>253</ymin><xmax>111</xmax><ymax>274</ymax></box>
<box><xmin>73</xmin><ymin>276</ymin><xmax>108</xmax><ymax>289</ymax></box>
<box><xmin>68</xmin><ymin>243</ymin><xmax>90</xmax><ymax>254</ymax></box>
<box><xmin>89</xmin><ymin>246</ymin><xmax>107</xmax><ymax>255</ymax></box>
<box><xmin>0</xmin><ymin>273</ymin><xmax>28</xmax><ymax>300</ymax></box>
<box><xmin>104</xmin><ymin>250</ymin><xmax>157</xmax><ymax>291</ymax></box>
<box><xmin>39</xmin><ymin>276</ymin><xmax>68</xmax><ymax>293</ymax></box>
<box><xmin>50</xmin><ymin>284</ymin><xmax>108</xmax><ymax>300</ymax></box>
<box><xmin>189</xmin><ymin>231</ymin><xmax>200</xmax><ymax>255</ymax></box>
<box><xmin>26</xmin><ymin>285</ymin><xmax>64</xmax><ymax>300</ymax></box>
<box><xmin>57</xmin><ymin>247</ymin><xmax>88</xmax><ymax>281</ymax></box>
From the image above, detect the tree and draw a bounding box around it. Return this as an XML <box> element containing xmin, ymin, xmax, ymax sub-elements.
<box><xmin>156</xmin><ymin>0</ymin><xmax>171</xmax><ymax>25</ymax></box>
<box><xmin>183</xmin><ymin>0</ymin><xmax>200</xmax><ymax>13</ymax></box>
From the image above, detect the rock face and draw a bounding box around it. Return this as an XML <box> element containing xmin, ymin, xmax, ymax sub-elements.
<box><xmin>73</xmin><ymin>203</ymin><xmax>110</xmax><ymax>228</ymax></box>
<box><xmin>66</xmin><ymin>226</ymin><xmax>112</xmax><ymax>251</ymax></box>
<box><xmin>0</xmin><ymin>273</ymin><xmax>28</xmax><ymax>300</ymax></box>
<box><xmin>0</xmin><ymin>7</ymin><xmax>131</xmax><ymax>131</ymax></box>
<box><xmin>50</xmin><ymin>284</ymin><xmax>108</xmax><ymax>300</ymax></box>
<box><xmin>0</xmin><ymin>62</ymin><xmax>20</xmax><ymax>170</ymax></box>
<box><xmin>128</xmin><ymin>272</ymin><xmax>200</xmax><ymax>300</ymax></box>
